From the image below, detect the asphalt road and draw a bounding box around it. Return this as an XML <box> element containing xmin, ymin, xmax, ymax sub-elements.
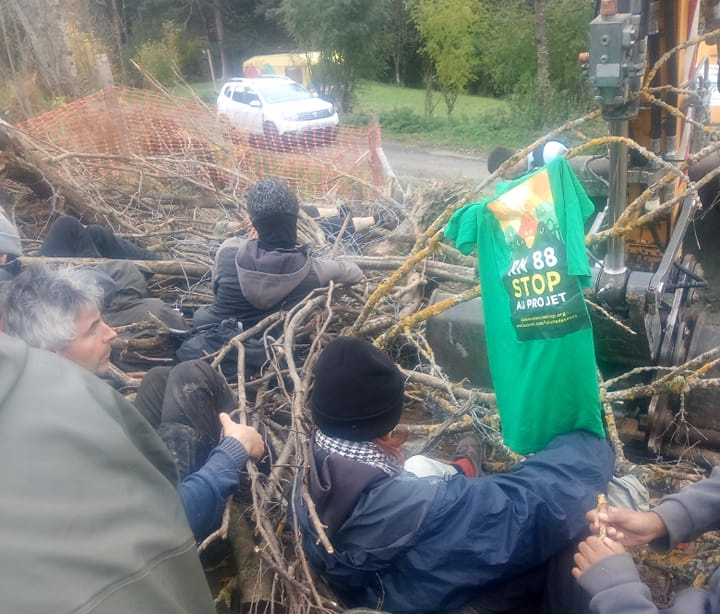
<box><xmin>382</xmin><ymin>140</ymin><xmax>490</xmax><ymax>184</ymax></box>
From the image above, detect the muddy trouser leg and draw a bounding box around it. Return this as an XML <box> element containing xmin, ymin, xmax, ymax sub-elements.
<box><xmin>39</xmin><ymin>214</ymin><xmax>102</xmax><ymax>257</ymax></box>
<box><xmin>157</xmin><ymin>360</ymin><xmax>237</xmax><ymax>480</ymax></box>
<box><xmin>86</xmin><ymin>224</ymin><xmax>159</xmax><ymax>260</ymax></box>
<box><xmin>451</xmin><ymin>542</ymin><xmax>591</xmax><ymax>614</ymax></box>
<box><xmin>539</xmin><ymin>542</ymin><xmax>592</xmax><ymax>614</ymax></box>
<box><xmin>451</xmin><ymin>565</ymin><xmax>546</xmax><ymax>614</ymax></box>
<box><xmin>134</xmin><ymin>366</ymin><xmax>172</xmax><ymax>430</ymax></box>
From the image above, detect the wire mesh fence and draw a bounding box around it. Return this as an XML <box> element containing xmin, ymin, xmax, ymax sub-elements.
<box><xmin>19</xmin><ymin>86</ymin><xmax>382</xmax><ymax>200</ymax></box>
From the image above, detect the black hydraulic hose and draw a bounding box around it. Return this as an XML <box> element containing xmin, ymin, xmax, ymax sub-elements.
<box><xmin>673</xmin><ymin>259</ymin><xmax>707</xmax><ymax>282</ymax></box>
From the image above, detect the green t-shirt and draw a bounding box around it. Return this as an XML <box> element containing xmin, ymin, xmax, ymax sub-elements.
<box><xmin>444</xmin><ymin>157</ymin><xmax>605</xmax><ymax>454</ymax></box>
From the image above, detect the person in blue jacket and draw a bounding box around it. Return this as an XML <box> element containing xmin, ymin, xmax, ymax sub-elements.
<box><xmin>294</xmin><ymin>336</ymin><xmax>614</xmax><ymax>614</ymax></box>
<box><xmin>1</xmin><ymin>263</ymin><xmax>264</xmax><ymax>541</ymax></box>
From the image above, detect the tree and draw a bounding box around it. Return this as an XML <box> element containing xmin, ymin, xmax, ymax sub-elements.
<box><xmin>280</xmin><ymin>0</ymin><xmax>389</xmax><ymax>112</ymax></box>
<box><xmin>5</xmin><ymin>0</ymin><xmax>80</xmax><ymax>98</ymax></box>
<box><xmin>410</xmin><ymin>0</ymin><xmax>480</xmax><ymax>117</ymax></box>
<box><xmin>473</xmin><ymin>0</ymin><xmax>592</xmax><ymax>119</ymax></box>
<box><xmin>388</xmin><ymin>0</ymin><xmax>411</xmax><ymax>85</ymax></box>
<box><xmin>195</xmin><ymin>0</ymin><xmax>229</xmax><ymax>80</ymax></box>
<box><xmin>533</xmin><ymin>0</ymin><xmax>550</xmax><ymax>101</ymax></box>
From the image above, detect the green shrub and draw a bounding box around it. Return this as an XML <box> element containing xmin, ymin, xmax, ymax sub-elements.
<box><xmin>380</xmin><ymin>107</ymin><xmax>436</xmax><ymax>132</ymax></box>
<box><xmin>132</xmin><ymin>21</ymin><xmax>182</xmax><ymax>86</ymax></box>
<box><xmin>508</xmin><ymin>77</ymin><xmax>594</xmax><ymax>131</ymax></box>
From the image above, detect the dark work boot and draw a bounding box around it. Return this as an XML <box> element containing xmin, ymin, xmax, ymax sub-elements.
<box><xmin>453</xmin><ymin>435</ymin><xmax>487</xmax><ymax>478</ymax></box>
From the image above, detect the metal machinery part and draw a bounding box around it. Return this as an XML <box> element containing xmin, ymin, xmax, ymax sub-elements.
<box><xmin>586</xmin><ymin>0</ymin><xmax>720</xmax><ymax>462</ymax></box>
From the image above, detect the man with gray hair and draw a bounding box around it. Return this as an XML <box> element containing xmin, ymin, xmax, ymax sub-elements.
<box><xmin>0</xmin><ymin>330</ymin><xmax>218</xmax><ymax>614</ymax></box>
<box><xmin>2</xmin><ymin>263</ymin><xmax>265</xmax><ymax>541</ymax></box>
<box><xmin>2</xmin><ymin>264</ymin><xmax>117</xmax><ymax>371</ymax></box>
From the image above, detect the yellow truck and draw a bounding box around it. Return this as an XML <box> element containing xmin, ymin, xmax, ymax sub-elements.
<box><xmin>242</xmin><ymin>52</ymin><xmax>320</xmax><ymax>89</ymax></box>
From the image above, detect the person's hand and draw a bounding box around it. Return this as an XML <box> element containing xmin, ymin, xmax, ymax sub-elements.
<box><xmin>586</xmin><ymin>506</ymin><xmax>667</xmax><ymax>547</ymax></box>
<box><xmin>219</xmin><ymin>413</ymin><xmax>265</xmax><ymax>460</ymax></box>
<box><xmin>572</xmin><ymin>536</ymin><xmax>626</xmax><ymax>579</ymax></box>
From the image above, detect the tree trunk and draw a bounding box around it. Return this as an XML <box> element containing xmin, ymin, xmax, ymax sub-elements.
<box><xmin>109</xmin><ymin>0</ymin><xmax>128</xmax><ymax>83</ymax></box>
<box><xmin>423</xmin><ymin>65</ymin><xmax>436</xmax><ymax>118</ymax></box>
<box><xmin>6</xmin><ymin>0</ymin><xmax>79</xmax><ymax>98</ymax></box>
<box><xmin>211</xmin><ymin>0</ymin><xmax>228</xmax><ymax>80</ymax></box>
<box><xmin>390</xmin><ymin>0</ymin><xmax>408</xmax><ymax>85</ymax></box>
<box><xmin>533</xmin><ymin>0</ymin><xmax>550</xmax><ymax>101</ymax></box>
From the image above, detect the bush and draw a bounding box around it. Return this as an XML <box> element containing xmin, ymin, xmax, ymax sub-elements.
<box><xmin>508</xmin><ymin>77</ymin><xmax>594</xmax><ymax>131</ymax></box>
<box><xmin>132</xmin><ymin>21</ymin><xmax>206</xmax><ymax>86</ymax></box>
<box><xmin>134</xmin><ymin>39</ymin><xmax>175</xmax><ymax>85</ymax></box>
<box><xmin>379</xmin><ymin>106</ymin><xmax>436</xmax><ymax>132</ymax></box>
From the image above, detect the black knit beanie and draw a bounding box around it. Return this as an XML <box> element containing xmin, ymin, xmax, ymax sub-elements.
<box><xmin>310</xmin><ymin>336</ymin><xmax>404</xmax><ymax>441</ymax></box>
<box><xmin>247</xmin><ymin>178</ymin><xmax>300</xmax><ymax>223</ymax></box>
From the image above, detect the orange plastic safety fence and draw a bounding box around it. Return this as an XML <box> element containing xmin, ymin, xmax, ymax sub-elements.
<box><xmin>19</xmin><ymin>87</ymin><xmax>379</xmax><ymax>199</ymax></box>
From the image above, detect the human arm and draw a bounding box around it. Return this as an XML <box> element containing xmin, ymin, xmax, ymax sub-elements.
<box><xmin>586</xmin><ymin>506</ymin><xmax>667</xmax><ymax>547</ymax></box>
<box><xmin>587</xmin><ymin>467</ymin><xmax>720</xmax><ymax>551</ymax></box>
<box><xmin>651</xmin><ymin>466</ymin><xmax>720</xmax><ymax>549</ymax></box>
<box><xmin>330</xmin><ymin>431</ymin><xmax>615</xmax><ymax>613</ymax></box>
<box><xmin>573</xmin><ymin>535</ymin><xmax>627</xmax><ymax>578</ymax></box>
<box><xmin>573</xmin><ymin>470</ymin><xmax>720</xmax><ymax>614</ymax></box>
<box><xmin>179</xmin><ymin>415</ymin><xmax>264</xmax><ymax>541</ymax></box>
<box><xmin>312</xmin><ymin>258</ymin><xmax>364</xmax><ymax>285</ymax></box>
<box><xmin>211</xmin><ymin>239</ymin><xmax>243</xmax><ymax>295</ymax></box>
<box><xmin>574</xmin><ymin>539</ymin><xmax>661</xmax><ymax>614</ymax></box>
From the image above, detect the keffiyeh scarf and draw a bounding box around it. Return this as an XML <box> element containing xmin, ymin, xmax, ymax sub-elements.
<box><xmin>315</xmin><ymin>430</ymin><xmax>401</xmax><ymax>476</ymax></box>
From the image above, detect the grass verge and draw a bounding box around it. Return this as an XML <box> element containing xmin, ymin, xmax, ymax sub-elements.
<box><xmin>346</xmin><ymin>81</ymin><xmax>553</xmax><ymax>153</ymax></box>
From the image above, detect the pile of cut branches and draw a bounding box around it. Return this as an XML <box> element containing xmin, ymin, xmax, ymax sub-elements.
<box><xmin>3</xmin><ymin>63</ymin><xmax>720</xmax><ymax>609</ymax></box>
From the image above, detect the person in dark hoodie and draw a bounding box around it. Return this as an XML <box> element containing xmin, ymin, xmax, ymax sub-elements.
<box><xmin>193</xmin><ymin>178</ymin><xmax>364</xmax><ymax>329</ymax></box>
<box><xmin>295</xmin><ymin>336</ymin><xmax>615</xmax><ymax>614</ymax></box>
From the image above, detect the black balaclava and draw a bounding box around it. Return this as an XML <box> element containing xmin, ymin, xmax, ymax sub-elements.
<box><xmin>253</xmin><ymin>213</ymin><xmax>298</xmax><ymax>250</ymax></box>
<box><xmin>247</xmin><ymin>178</ymin><xmax>300</xmax><ymax>251</ymax></box>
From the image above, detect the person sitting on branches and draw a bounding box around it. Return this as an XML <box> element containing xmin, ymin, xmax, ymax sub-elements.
<box><xmin>294</xmin><ymin>335</ymin><xmax>614</xmax><ymax>614</ymax></box>
<box><xmin>193</xmin><ymin>177</ymin><xmax>364</xmax><ymax>330</ymax></box>
<box><xmin>2</xmin><ymin>263</ymin><xmax>264</xmax><ymax>541</ymax></box>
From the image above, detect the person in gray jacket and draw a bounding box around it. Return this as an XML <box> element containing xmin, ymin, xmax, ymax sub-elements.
<box><xmin>2</xmin><ymin>263</ymin><xmax>265</xmax><ymax>541</ymax></box>
<box><xmin>0</xmin><ymin>331</ymin><xmax>217</xmax><ymax>614</ymax></box>
<box><xmin>0</xmin><ymin>209</ymin><xmax>21</xmax><ymax>284</ymax></box>
<box><xmin>573</xmin><ymin>467</ymin><xmax>720</xmax><ymax>614</ymax></box>
<box><xmin>194</xmin><ymin>177</ymin><xmax>364</xmax><ymax>329</ymax></box>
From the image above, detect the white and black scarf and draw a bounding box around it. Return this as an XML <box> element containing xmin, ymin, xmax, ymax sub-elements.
<box><xmin>315</xmin><ymin>430</ymin><xmax>401</xmax><ymax>476</ymax></box>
